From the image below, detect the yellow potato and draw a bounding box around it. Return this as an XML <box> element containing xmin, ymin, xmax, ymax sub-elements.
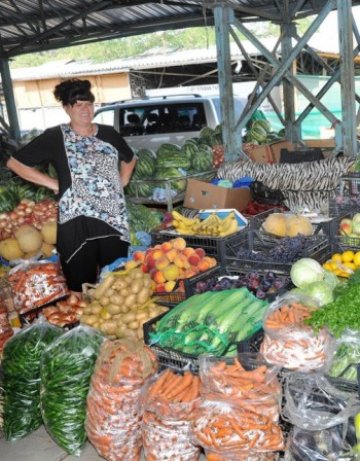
<box><xmin>124</xmin><ymin>294</ymin><xmax>137</xmax><ymax>308</ymax></box>
<box><xmin>137</xmin><ymin>287</ymin><xmax>151</xmax><ymax>305</ymax></box>
<box><xmin>106</xmin><ymin>303</ymin><xmax>122</xmax><ymax>315</ymax></box>
<box><xmin>121</xmin><ymin>312</ymin><xmax>137</xmax><ymax>324</ymax></box>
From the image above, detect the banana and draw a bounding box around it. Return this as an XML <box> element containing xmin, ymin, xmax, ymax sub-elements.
<box><xmin>171</xmin><ymin>210</ymin><xmax>199</xmax><ymax>227</ymax></box>
<box><xmin>219</xmin><ymin>215</ymin><xmax>239</xmax><ymax>237</ymax></box>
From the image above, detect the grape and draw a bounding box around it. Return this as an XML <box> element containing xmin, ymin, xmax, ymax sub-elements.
<box><xmin>255</xmin><ymin>289</ymin><xmax>266</xmax><ymax>299</ymax></box>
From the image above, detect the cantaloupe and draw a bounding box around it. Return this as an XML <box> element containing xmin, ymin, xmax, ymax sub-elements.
<box><xmin>262</xmin><ymin>213</ymin><xmax>287</xmax><ymax>237</ymax></box>
<box><xmin>41</xmin><ymin>221</ymin><xmax>57</xmax><ymax>245</ymax></box>
<box><xmin>0</xmin><ymin>238</ymin><xmax>24</xmax><ymax>261</ymax></box>
<box><xmin>14</xmin><ymin>224</ymin><xmax>43</xmax><ymax>253</ymax></box>
<box><xmin>41</xmin><ymin>242</ymin><xmax>55</xmax><ymax>257</ymax></box>
<box><xmin>286</xmin><ymin>215</ymin><xmax>314</xmax><ymax>237</ymax></box>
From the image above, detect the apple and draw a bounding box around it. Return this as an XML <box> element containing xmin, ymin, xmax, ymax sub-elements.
<box><xmin>339</xmin><ymin>218</ymin><xmax>352</xmax><ymax>236</ymax></box>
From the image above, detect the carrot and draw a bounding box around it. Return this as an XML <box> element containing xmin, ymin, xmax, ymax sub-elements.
<box><xmin>148</xmin><ymin>368</ymin><xmax>172</xmax><ymax>397</ymax></box>
<box><xmin>165</xmin><ymin>371</ymin><xmax>193</xmax><ymax>399</ymax></box>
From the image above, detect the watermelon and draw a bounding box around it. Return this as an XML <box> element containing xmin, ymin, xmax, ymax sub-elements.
<box><xmin>191</xmin><ymin>151</ymin><xmax>213</xmax><ymax>172</ymax></box>
<box><xmin>135</xmin><ymin>156</ymin><xmax>155</xmax><ymax>178</ymax></box>
<box><xmin>158</xmin><ymin>155</ymin><xmax>191</xmax><ymax>170</ymax></box>
<box><xmin>252</xmin><ymin>119</ymin><xmax>271</xmax><ymax>133</ymax></box>
<box><xmin>278</xmin><ymin>128</ymin><xmax>286</xmax><ymax>138</ymax></box>
<box><xmin>199</xmin><ymin>126</ymin><xmax>215</xmax><ymax>140</ymax></box>
<box><xmin>136</xmin><ymin>148</ymin><xmax>156</xmax><ymax>160</ymax></box>
<box><xmin>181</xmin><ymin>142</ymin><xmax>198</xmax><ymax>160</ymax></box>
<box><xmin>247</xmin><ymin>125</ymin><xmax>268</xmax><ymax>144</ymax></box>
<box><xmin>156</xmin><ymin>143</ymin><xmax>181</xmax><ymax>159</ymax></box>
<box><xmin>155</xmin><ymin>168</ymin><xmax>187</xmax><ymax>192</ymax></box>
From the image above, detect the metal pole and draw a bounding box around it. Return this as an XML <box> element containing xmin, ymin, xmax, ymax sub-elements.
<box><xmin>338</xmin><ymin>0</ymin><xmax>357</xmax><ymax>157</ymax></box>
<box><xmin>0</xmin><ymin>58</ymin><xmax>20</xmax><ymax>140</ymax></box>
<box><xmin>214</xmin><ymin>5</ymin><xmax>242</xmax><ymax>161</ymax></box>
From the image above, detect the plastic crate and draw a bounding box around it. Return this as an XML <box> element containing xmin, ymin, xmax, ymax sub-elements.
<box><xmin>184</xmin><ymin>266</ymin><xmax>291</xmax><ymax>301</ymax></box>
<box><xmin>328</xmin><ymin>211</ymin><xmax>360</xmax><ymax>250</ymax></box>
<box><xmin>143</xmin><ymin>312</ymin><xmax>200</xmax><ymax>372</ymax></box>
<box><xmin>150</xmin><ymin>228</ymin><xmax>247</xmax><ymax>266</ymax></box>
<box><xmin>155</xmin><ymin>290</ymin><xmax>186</xmax><ymax>307</ymax></box>
<box><xmin>329</xmin><ymin>173</ymin><xmax>360</xmax><ymax>215</ymax></box>
<box><xmin>224</xmin><ymin>230</ymin><xmax>330</xmax><ymax>274</ymax></box>
<box><xmin>237</xmin><ymin>328</ymin><xmax>265</xmax><ymax>354</ymax></box>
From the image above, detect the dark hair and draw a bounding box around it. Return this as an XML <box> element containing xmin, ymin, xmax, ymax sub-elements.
<box><xmin>53</xmin><ymin>79</ymin><xmax>95</xmax><ymax>106</ymax></box>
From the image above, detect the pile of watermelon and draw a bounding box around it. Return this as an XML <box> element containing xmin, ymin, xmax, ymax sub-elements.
<box><xmin>125</xmin><ymin>140</ymin><xmax>214</xmax><ymax>199</ymax></box>
<box><xmin>246</xmin><ymin>120</ymin><xmax>283</xmax><ymax>145</ymax></box>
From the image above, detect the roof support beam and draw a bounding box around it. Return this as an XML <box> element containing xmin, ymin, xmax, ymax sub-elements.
<box><xmin>0</xmin><ymin>58</ymin><xmax>20</xmax><ymax>140</ymax></box>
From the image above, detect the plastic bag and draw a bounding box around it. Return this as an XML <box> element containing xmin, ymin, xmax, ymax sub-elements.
<box><xmin>0</xmin><ymin>306</ymin><xmax>13</xmax><ymax>353</ymax></box>
<box><xmin>2</xmin><ymin>317</ymin><xmax>62</xmax><ymax>440</ymax></box>
<box><xmin>7</xmin><ymin>260</ymin><xmax>69</xmax><ymax>314</ymax></box>
<box><xmin>192</xmin><ymin>400</ymin><xmax>284</xmax><ymax>455</ymax></box>
<box><xmin>286</xmin><ymin>425</ymin><xmax>353</xmax><ymax>461</ymax></box>
<box><xmin>204</xmin><ymin>451</ymin><xmax>279</xmax><ymax>461</ymax></box>
<box><xmin>260</xmin><ymin>294</ymin><xmax>334</xmax><ymax>372</ymax></box>
<box><xmin>142</xmin><ymin>368</ymin><xmax>201</xmax><ymax>461</ymax></box>
<box><xmin>86</xmin><ymin>339</ymin><xmax>157</xmax><ymax>461</ymax></box>
<box><xmin>199</xmin><ymin>354</ymin><xmax>281</xmax><ymax>422</ymax></box>
<box><xmin>282</xmin><ymin>372</ymin><xmax>360</xmax><ymax>431</ymax></box>
<box><xmin>328</xmin><ymin>329</ymin><xmax>360</xmax><ymax>382</ymax></box>
<box><xmin>40</xmin><ymin>325</ymin><xmax>103</xmax><ymax>455</ymax></box>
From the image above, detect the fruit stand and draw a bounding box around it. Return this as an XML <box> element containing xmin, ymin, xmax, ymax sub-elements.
<box><xmin>3</xmin><ymin>129</ymin><xmax>360</xmax><ymax>461</ymax></box>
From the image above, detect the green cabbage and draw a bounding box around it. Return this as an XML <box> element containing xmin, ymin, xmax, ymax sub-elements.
<box><xmin>300</xmin><ymin>281</ymin><xmax>334</xmax><ymax>306</ymax></box>
<box><xmin>290</xmin><ymin>258</ymin><xmax>325</xmax><ymax>288</ymax></box>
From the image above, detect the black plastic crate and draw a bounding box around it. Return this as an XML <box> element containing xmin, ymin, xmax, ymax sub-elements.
<box><xmin>150</xmin><ymin>228</ymin><xmax>247</xmax><ymax>266</ymax></box>
<box><xmin>224</xmin><ymin>230</ymin><xmax>330</xmax><ymax>274</ymax></box>
<box><xmin>143</xmin><ymin>312</ymin><xmax>200</xmax><ymax>372</ymax></box>
<box><xmin>329</xmin><ymin>173</ymin><xmax>360</xmax><ymax>216</ymax></box>
<box><xmin>328</xmin><ymin>210</ymin><xmax>360</xmax><ymax>250</ymax></box>
<box><xmin>237</xmin><ymin>328</ymin><xmax>265</xmax><ymax>354</ymax></box>
<box><xmin>184</xmin><ymin>265</ymin><xmax>291</xmax><ymax>300</ymax></box>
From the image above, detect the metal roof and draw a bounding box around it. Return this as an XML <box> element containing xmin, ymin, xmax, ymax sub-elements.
<box><xmin>1</xmin><ymin>0</ymin><xmax>360</xmax><ymax>59</ymax></box>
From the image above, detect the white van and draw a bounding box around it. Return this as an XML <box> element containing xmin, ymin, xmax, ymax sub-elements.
<box><xmin>94</xmin><ymin>94</ymin><xmax>247</xmax><ymax>151</ymax></box>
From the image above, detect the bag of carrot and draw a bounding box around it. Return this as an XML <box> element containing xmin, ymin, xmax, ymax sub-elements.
<box><xmin>142</xmin><ymin>368</ymin><xmax>201</xmax><ymax>461</ymax></box>
<box><xmin>204</xmin><ymin>449</ymin><xmax>279</xmax><ymax>460</ymax></box>
<box><xmin>260</xmin><ymin>294</ymin><xmax>334</xmax><ymax>372</ymax></box>
<box><xmin>40</xmin><ymin>325</ymin><xmax>103</xmax><ymax>456</ymax></box>
<box><xmin>85</xmin><ymin>339</ymin><xmax>158</xmax><ymax>461</ymax></box>
<box><xmin>192</xmin><ymin>400</ymin><xmax>284</xmax><ymax>456</ymax></box>
<box><xmin>2</xmin><ymin>317</ymin><xmax>62</xmax><ymax>441</ymax></box>
<box><xmin>198</xmin><ymin>354</ymin><xmax>281</xmax><ymax>422</ymax></box>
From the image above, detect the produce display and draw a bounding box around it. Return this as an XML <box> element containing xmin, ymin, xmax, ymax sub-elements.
<box><xmin>328</xmin><ymin>330</ymin><xmax>360</xmax><ymax>382</ymax></box>
<box><xmin>86</xmin><ymin>339</ymin><xmax>157</xmax><ymax>461</ymax></box>
<box><xmin>149</xmin><ymin>288</ymin><xmax>268</xmax><ymax>356</ymax></box>
<box><xmin>338</xmin><ymin>213</ymin><xmax>360</xmax><ymax>243</ymax></box>
<box><xmin>40</xmin><ymin>326</ymin><xmax>103</xmax><ymax>455</ymax></box>
<box><xmin>42</xmin><ymin>294</ymin><xmax>86</xmax><ymax>327</ymax></box>
<box><xmin>171</xmin><ymin>209</ymin><xmax>240</xmax><ymax>237</ymax></box>
<box><xmin>2</xmin><ymin>320</ymin><xmax>62</xmax><ymax>441</ymax></box>
<box><xmin>245</xmin><ymin>119</ymin><xmax>281</xmax><ymax>145</ymax></box>
<box><xmin>126</xmin><ymin>202</ymin><xmax>163</xmax><ymax>245</ymax></box>
<box><xmin>322</xmin><ymin>250</ymin><xmax>360</xmax><ymax>278</ymax></box>
<box><xmin>128</xmin><ymin>237</ymin><xmax>217</xmax><ymax>293</ymax></box>
<box><xmin>0</xmin><ymin>306</ymin><xmax>13</xmax><ymax>353</ymax></box>
<box><xmin>80</xmin><ymin>267</ymin><xmax>168</xmax><ymax>339</ymax></box>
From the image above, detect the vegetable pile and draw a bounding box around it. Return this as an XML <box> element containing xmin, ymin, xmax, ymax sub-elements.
<box><xmin>261</xmin><ymin>297</ymin><xmax>333</xmax><ymax>371</ymax></box>
<box><xmin>149</xmin><ymin>288</ymin><xmax>268</xmax><ymax>356</ymax></box>
<box><xmin>40</xmin><ymin>326</ymin><xmax>103</xmax><ymax>455</ymax></box>
<box><xmin>42</xmin><ymin>293</ymin><xmax>86</xmax><ymax>327</ymax></box>
<box><xmin>2</xmin><ymin>320</ymin><xmax>62</xmax><ymax>441</ymax></box>
<box><xmin>80</xmin><ymin>267</ymin><xmax>168</xmax><ymax>340</ymax></box>
<box><xmin>86</xmin><ymin>339</ymin><xmax>157</xmax><ymax>461</ymax></box>
<box><xmin>142</xmin><ymin>369</ymin><xmax>201</xmax><ymax>461</ymax></box>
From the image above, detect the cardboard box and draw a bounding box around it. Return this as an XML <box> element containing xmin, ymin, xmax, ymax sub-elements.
<box><xmin>183</xmin><ymin>179</ymin><xmax>251</xmax><ymax>213</ymax></box>
<box><xmin>243</xmin><ymin>143</ymin><xmax>275</xmax><ymax>164</ymax></box>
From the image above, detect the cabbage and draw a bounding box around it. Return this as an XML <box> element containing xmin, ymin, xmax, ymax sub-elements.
<box><xmin>300</xmin><ymin>281</ymin><xmax>334</xmax><ymax>306</ymax></box>
<box><xmin>290</xmin><ymin>258</ymin><xmax>325</xmax><ymax>288</ymax></box>
<box><xmin>323</xmin><ymin>269</ymin><xmax>339</xmax><ymax>289</ymax></box>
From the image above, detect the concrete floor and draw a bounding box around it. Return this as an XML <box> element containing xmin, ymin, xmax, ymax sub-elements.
<box><xmin>0</xmin><ymin>425</ymin><xmax>207</xmax><ymax>461</ymax></box>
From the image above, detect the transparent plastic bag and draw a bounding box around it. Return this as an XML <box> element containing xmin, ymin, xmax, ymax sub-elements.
<box><xmin>192</xmin><ymin>400</ymin><xmax>284</xmax><ymax>455</ymax></box>
<box><xmin>328</xmin><ymin>329</ymin><xmax>360</xmax><ymax>382</ymax></box>
<box><xmin>199</xmin><ymin>354</ymin><xmax>281</xmax><ymax>422</ymax></box>
<box><xmin>2</xmin><ymin>317</ymin><xmax>62</xmax><ymax>440</ymax></box>
<box><xmin>0</xmin><ymin>305</ymin><xmax>13</xmax><ymax>353</ymax></box>
<box><xmin>40</xmin><ymin>325</ymin><xmax>103</xmax><ymax>456</ymax></box>
<box><xmin>285</xmin><ymin>425</ymin><xmax>353</xmax><ymax>461</ymax></box>
<box><xmin>204</xmin><ymin>450</ymin><xmax>279</xmax><ymax>461</ymax></box>
<box><xmin>142</xmin><ymin>368</ymin><xmax>201</xmax><ymax>461</ymax></box>
<box><xmin>260</xmin><ymin>294</ymin><xmax>334</xmax><ymax>372</ymax></box>
<box><xmin>7</xmin><ymin>260</ymin><xmax>69</xmax><ymax>314</ymax></box>
<box><xmin>86</xmin><ymin>339</ymin><xmax>157</xmax><ymax>461</ymax></box>
<box><xmin>282</xmin><ymin>372</ymin><xmax>360</xmax><ymax>431</ymax></box>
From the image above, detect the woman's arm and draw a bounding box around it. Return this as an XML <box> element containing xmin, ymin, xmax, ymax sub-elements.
<box><xmin>119</xmin><ymin>157</ymin><xmax>137</xmax><ymax>187</ymax></box>
<box><xmin>7</xmin><ymin>157</ymin><xmax>59</xmax><ymax>193</ymax></box>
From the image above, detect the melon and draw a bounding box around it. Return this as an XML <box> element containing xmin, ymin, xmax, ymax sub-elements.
<box><xmin>0</xmin><ymin>238</ymin><xmax>24</xmax><ymax>261</ymax></box>
<box><xmin>262</xmin><ymin>213</ymin><xmax>287</xmax><ymax>237</ymax></box>
<box><xmin>14</xmin><ymin>224</ymin><xmax>43</xmax><ymax>253</ymax></box>
<box><xmin>286</xmin><ymin>215</ymin><xmax>314</xmax><ymax>237</ymax></box>
<box><xmin>41</xmin><ymin>221</ymin><xmax>57</xmax><ymax>245</ymax></box>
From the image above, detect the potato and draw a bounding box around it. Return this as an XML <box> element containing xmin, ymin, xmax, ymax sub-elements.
<box><xmin>129</xmin><ymin>268</ymin><xmax>144</xmax><ymax>280</ymax></box>
<box><xmin>110</xmin><ymin>294</ymin><xmax>123</xmax><ymax>305</ymax></box>
<box><xmin>81</xmin><ymin>314</ymin><xmax>98</xmax><ymax>326</ymax></box>
<box><xmin>120</xmin><ymin>287</ymin><xmax>129</xmax><ymax>297</ymax></box>
<box><xmin>130</xmin><ymin>280</ymin><xmax>142</xmax><ymax>294</ymax></box>
<box><xmin>100</xmin><ymin>310</ymin><xmax>112</xmax><ymax>320</ymax></box>
<box><xmin>143</xmin><ymin>278</ymin><xmax>152</xmax><ymax>288</ymax></box>
<box><xmin>124</xmin><ymin>294</ymin><xmax>137</xmax><ymax>308</ymax></box>
<box><xmin>136</xmin><ymin>311</ymin><xmax>150</xmax><ymax>322</ymax></box>
<box><xmin>93</xmin><ymin>274</ymin><xmax>116</xmax><ymax>300</ymax></box>
<box><xmin>128</xmin><ymin>320</ymin><xmax>140</xmax><ymax>330</ymax></box>
<box><xmin>137</xmin><ymin>327</ymin><xmax>144</xmax><ymax>339</ymax></box>
<box><xmin>91</xmin><ymin>305</ymin><xmax>102</xmax><ymax>315</ymax></box>
<box><xmin>112</xmin><ymin>279</ymin><xmax>128</xmax><ymax>290</ymax></box>
<box><xmin>119</xmin><ymin>305</ymin><xmax>130</xmax><ymax>314</ymax></box>
<box><xmin>121</xmin><ymin>312</ymin><xmax>137</xmax><ymax>324</ymax></box>
<box><xmin>99</xmin><ymin>296</ymin><xmax>110</xmax><ymax>307</ymax></box>
<box><xmin>105</xmin><ymin>288</ymin><xmax>115</xmax><ymax>298</ymax></box>
<box><xmin>137</xmin><ymin>287</ymin><xmax>151</xmax><ymax>305</ymax></box>
<box><xmin>116</xmin><ymin>324</ymin><xmax>127</xmax><ymax>338</ymax></box>
<box><xmin>106</xmin><ymin>303</ymin><xmax>122</xmax><ymax>315</ymax></box>
<box><xmin>83</xmin><ymin>306</ymin><xmax>94</xmax><ymax>315</ymax></box>
<box><xmin>100</xmin><ymin>321</ymin><xmax>117</xmax><ymax>336</ymax></box>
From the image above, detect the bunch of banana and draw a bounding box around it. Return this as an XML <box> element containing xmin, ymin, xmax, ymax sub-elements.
<box><xmin>171</xmin><ymin>210</ymin><xmax>201</xmax><ymax>235</ymax></box>
<box><xmin>171</xmin><ymin>210</ymin><xmax>239</xmax><ymax>237</ymax></box>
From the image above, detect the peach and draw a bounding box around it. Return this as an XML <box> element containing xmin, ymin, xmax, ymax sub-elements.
<box><xmin>198</xmin><ymin>258</ymin><xmax>211</xmax><ymax>272</ymax></box>
<box><xmin>163</xmin><ymin>263</ymin><xmax>180</xmax><ymax>281</ymax></box>
<box><xmin>155</xmin><ymin>283</ymin><xmax>166</xmax><ymax>293</ymax></box>
<box><xmin>172</xmin><ymin>237</ymin><xmax>187</xmax><ymax>251</ymax></box>
<box><xmin>155</xmin><ymin>256</ymin><xmax>170</xmax><ymax>270</ymax></box>
<box><xmin>133</xmin><ymin>250</ymin><xmax>145</xmax><ymax>262</ymax></box>
<box><xmin>188</xmin><ymin>253</ymin><xmax>201</xmax><ymax>266</ymax></box>
<box><xmin>165</xmin><ymin>248</ymin><xmax>178</xmax><ymax>262</ymax></box>
<box><xmin>174</xmin><ymin>254</ymin><xmax>191</xmax><ymax>269</ymax></box>
<box><xmin>183</xmin><ymin>268</ymin><xmax>198</xmax><ymax>279</ymax></box>
<box><xmin>207</xmin><ymin>256</ymin><xmax>217</xmax><ymax>268</ymax></box>
<box><xmin>161</xmin><ymin>241</ymin><xmax>173</xmax><ymax>252</ymax></box>
<box><xmin>151</xmin><ymin>270</ymin><xmax>166</xmax><ymax>284</ymax></box>
<box><xmin>183</xmin><ymin>247</ymin><xmax>195</xmax><ymax>258</ymax></box>
<box><xmin>194</xmin><ymin>248</ymin><xmax>206</xmax><ymax>258</ymax></box>
<box><xmin>164</xmin><ymin>280</ymin><xmax>176</xmax><ymax>292</ymax></box>
<box><xmin>141</xmin><ymin>262</ymin><xmax>149</xmax><ymax>273</ymax></box>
